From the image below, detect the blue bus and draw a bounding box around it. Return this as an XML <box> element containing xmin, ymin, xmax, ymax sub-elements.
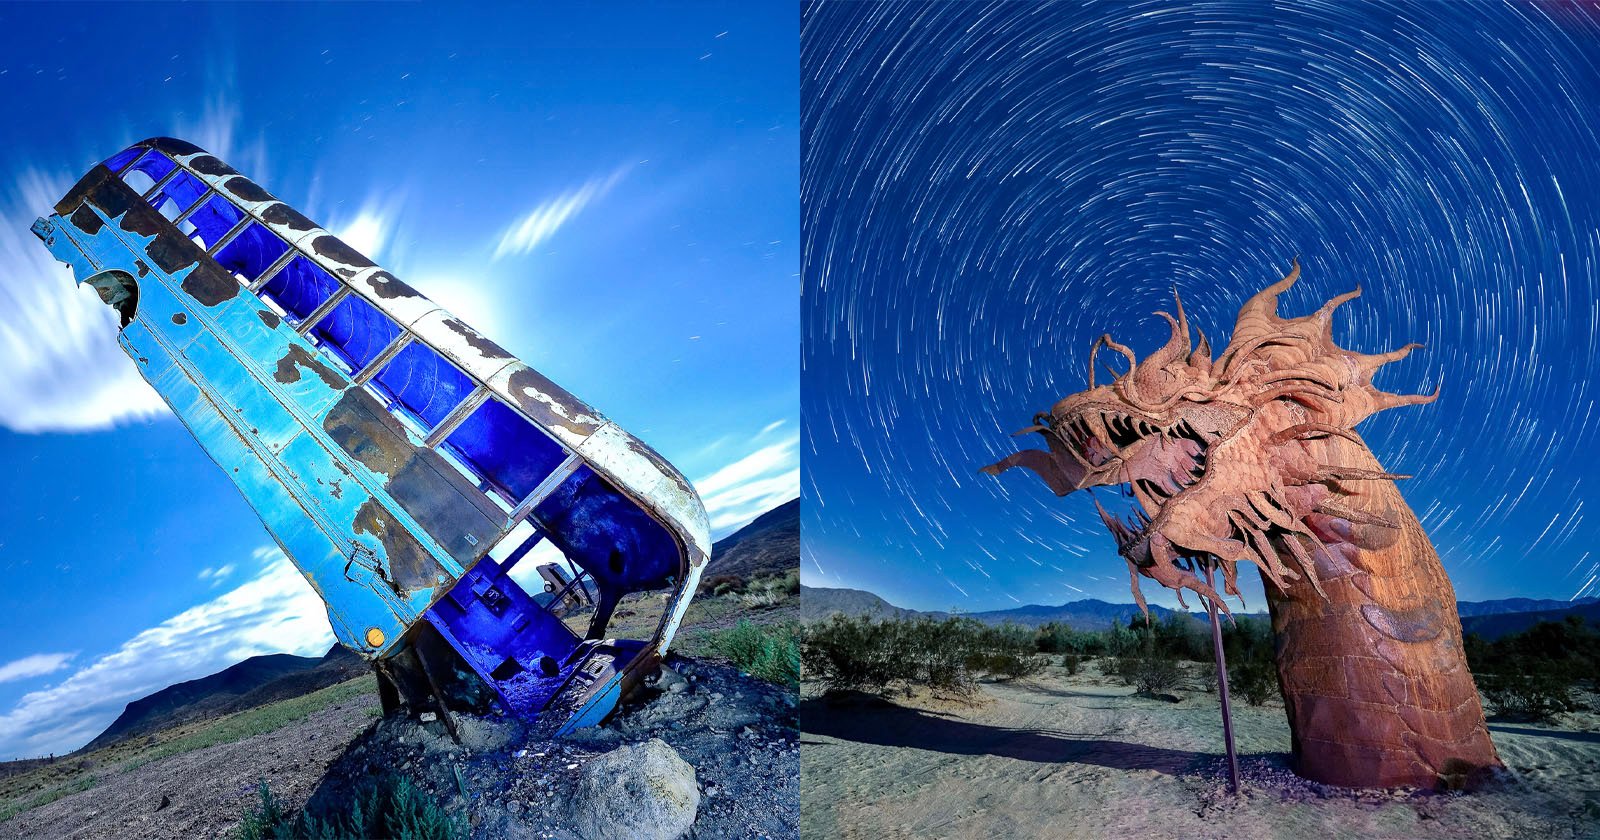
<box><xmin>32</xmin><ymin>138</ymin><xmax>710</xmax><ymax>735</ymax></box>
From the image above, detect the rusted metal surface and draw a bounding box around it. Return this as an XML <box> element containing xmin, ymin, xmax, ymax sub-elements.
<box><xmin>33</xmin><ymin>137</ymin><xmax>711</xmax><ymax>734</ymax></box>
<box><xmin>985</xmin><ymin>262</ymin><xmax>1501</xmax><ymax>788</ymax></box>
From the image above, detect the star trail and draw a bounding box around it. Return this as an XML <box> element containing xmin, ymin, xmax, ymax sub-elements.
<box><xmin>801</xmin><ymin>0</ymin><xmax>1600</xmax><ymax>612</ymax></box>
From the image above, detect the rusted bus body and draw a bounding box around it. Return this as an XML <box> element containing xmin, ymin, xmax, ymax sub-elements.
<box><xmin>33</xmin><ymin>138</ymin><xmax>709</xmax><ymax>734</ymax></box>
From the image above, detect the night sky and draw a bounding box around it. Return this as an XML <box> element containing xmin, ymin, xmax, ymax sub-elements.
<box><xmin>801</xmin><ymin>0</ymin><xmax>1600</xmax><ymax>613</ymax></box>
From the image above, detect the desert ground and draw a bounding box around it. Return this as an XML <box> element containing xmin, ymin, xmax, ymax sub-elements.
<box><xmin>0</xmin><ymin>594</ymin><xmax>800</xmax><ymax>840</ymax></box>
<box><xmin>801</xmin><ymin>662</ymin><xmax>1600</xmax><ymax>839</ymax></box>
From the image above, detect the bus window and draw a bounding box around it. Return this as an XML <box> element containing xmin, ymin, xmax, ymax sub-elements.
<box><xmin>213</xmin><ymin>222</ymin><xmax>290</xmax><ymax>286</ymax></box>
<box><xmin>368</xmin><ymin>340</ymin><xmax>475</xmax><ymax>432</ymax></box>
<box><xmin>177</xmin><ymin>194</ymin><xmax>244</xmax><ymax>250</ymax></box>
<box><xmin>147</xmin><ymin>170</ymin><xmax>208</xmax><ymax>221</ymax></box>
<box><xmin>257</xmin><ymin>255</ymin><xmax>340</xmax><ymax>326</ymax></box>
<box><xmin>120</xmin><ymin>152</ymin><xmax>176</xmax><ymax>196</ymax></box>
<box><xmin>441</xmin><ymin>398</ymin><xmax>570</xmax><ymax>506</ymax></box>
<box><xmin>306</xmin><ymin>293</ymin><xmax>402</xmax><ymax>375</ymax></box>
<box><xmin>103</xmin><ymin>146</ymin><xmax>144</xmax><ymax>174</ymax></box>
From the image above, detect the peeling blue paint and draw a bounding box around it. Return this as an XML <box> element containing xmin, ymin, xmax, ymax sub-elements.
<box><xmin>33</xmin><ymin>139</ymin><xmax>712</xmax><ymax>733</ymax></box>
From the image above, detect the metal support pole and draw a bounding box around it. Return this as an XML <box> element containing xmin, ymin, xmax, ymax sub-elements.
<box><xmin>1203</xmin><ymin>562</ymin><xmax>1241</xmax><ymax>795</ymax></box>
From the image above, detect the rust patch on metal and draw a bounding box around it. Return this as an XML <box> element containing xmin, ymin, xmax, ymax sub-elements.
<box><xmin>180</xmin><ymin>261</ymin><xmax>239</xmax><ymax>307</ymax></box>
<box><xmin>261</xmin><ymin>203</ymin><xmax>317</xmax><ymax>233</ymax></box>
<box><xmin>1361</xmin><ymin>602</ymin><xmax>1445</xmax><ymax>644</ymax></box>
<box><xmin>187</xmin><ymin>155</ymin><xmax>238</xmax><ymax>177</ymax></box>
<box><xmin>353</xmin><ymin>499</ymin><xmax>439</xmax><ymax>595</ymax></box>
<box><xmin>273</xmin><ymin>345</ymin><xmax>346</xmax><ymax>390</ymax></box>
<box><xmin>222</xmin><ymin>175</ymin><xmax>274</xmax><ymax>204</ymax></box>
<box><xmin>442</xmin><ymin>317</ymin><xmax>512</xmax><ymax>360</ymax></box>
<box><xmin>506</xmin><ymin>367</ymin><xmax>602</xmax><ymax>437</ymax></box>
<box><xmin>258</xmin><ymin>309</ymin><xmax>281</xmax><ymax>329</ymax></box>
<box><xmin>171</xmin><ymin>313</ymin><xmax>187</xmax><ymax>325</ymax></box>
<box><xmin>69</xmin><ymin>204</ymin><xmax>104</xmax><ymax>235</ymax></box>
<box><xmin>144</xmin><ymin>230</ymin><xmax>199</xmax><ymax>272</ymax></box>
<box><xmin>54</xmin><ymin>164</ymin><xmax>113</xmax><ymax>215</ymax></box>
<box><xmin>365</xmin><ymin>270</ymin><xmax>423</xmax><ymax>300</ymax></box>
<box><xmin>311</xmin><ymin>234</ymin><xmax>376</xmax><ymax>271</ymax></box>
<box><xmin>322</xmin><ymin>392</ymin><xmax>500</xmax><ymax>563</ymax></box>
<box><xmin>323</xmin><ymin>390</ymin><xmax>413</xmax><ymax>477</ymax></box>
<box><xmin>135</xmin><ymin>260</ymin><xmax>150</xmax><ymax>277</ymax></box>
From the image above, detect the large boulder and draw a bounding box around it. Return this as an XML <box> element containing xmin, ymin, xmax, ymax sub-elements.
<box><xmin>567</xmin><ymin>738</ymin><xmax>700</xmax><ymax>840</ymax></box>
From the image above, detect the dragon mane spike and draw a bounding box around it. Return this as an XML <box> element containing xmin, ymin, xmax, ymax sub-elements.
<box><xmin>1190</xmin><ymin>327</ymin><xmax>1212</xmax><ymax>375</ymax></box>
<box><xmin>1358</xmin><ymin>343</ymin><xmax>1424</xmax><ymax>373</ymax></box>
<box><xmin>1314</xmin><ymin>287</ymin><xmax>1362</xmax><ymax>321</ymax></box>
<box><xmin>1372</xmin><ymin>383</ymin><xmax>1441</xmax><ymax>411</ymax></box>
<box><xmin>1237</xmin><ymin>257</ymin><xmax>1301</xmax><ymax>324</ymax></box>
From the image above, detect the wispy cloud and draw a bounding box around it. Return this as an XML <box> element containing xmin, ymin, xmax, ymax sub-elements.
<box><xmin>694</xmin><ymin>424</ymin><xmax>800</xmax><ymax>536</ymax></box>
<box><xmin>0</xmin><ymin>547</ymin><xmax>334</xmax><ymax>760</ymax></box>
<box><xmin>0</xmin><ymin>169</ymin><xmax>170</xmax><ymax>433</ymax></box>
<box><xmin>0</xmin><ymin>95</ymin><xmax>270</xmax><ymax>434</ymax></box>
<box><xmin>176</xmin><ymin>94</ymin><xmax>267</xmax><ymax>181</ymax></box>
<box><xmin>197</xmin><ymin>563</ymin><xmax>236</xmax><ymax>586</ymax></box>
<box><xmin>0</xmin><ymin>653</ymin><xmax>75</xmax><ymax>686</ymax></box>
<box><xmin>491</xmin><ymin>167</ymin><xmax>628</xmax><ymax>260</ymax></box>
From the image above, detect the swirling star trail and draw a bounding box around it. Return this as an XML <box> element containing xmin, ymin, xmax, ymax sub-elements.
<box><xmin>801</xmin><ymin>0</ymin><xmax>1600</xmax><ymax>611</ymax></box>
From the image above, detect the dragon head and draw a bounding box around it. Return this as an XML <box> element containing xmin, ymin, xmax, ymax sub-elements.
<box><xmin>983</xmin><ymin>260</ymin><xmax>1436</xmax><ymax>614</ymax></box>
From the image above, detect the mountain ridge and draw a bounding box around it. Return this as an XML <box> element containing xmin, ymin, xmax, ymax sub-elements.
<box><xmin>802</xmin><ymin>584</ymin><xmax>1600</xmax><ymax>635</ymax></box>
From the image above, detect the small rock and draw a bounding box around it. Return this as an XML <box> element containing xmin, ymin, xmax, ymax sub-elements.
<box><xmin>514</xmin><ymin>749</ymin><xmax>528</xmax><ymax>759</ymax></box>
<box><xmin>154</xmin><ymin>794</ymin><xmax>170</xmax><ymax>812</ymax></box>
<box><xmin>420</xmin><ymin>711</ymin><xmax>438</xmax><ymax>723</ymax></box>
<box><xmin>667</xmin><ymin>681</ymin><xmax>688</xmax><ymax>694</ymax></box>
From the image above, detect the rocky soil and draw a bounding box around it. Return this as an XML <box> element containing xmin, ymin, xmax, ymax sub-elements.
<box><xmin>322</xmin><ymin>655</ymin><xmax>799</xmax><ymax>839</ymax></box>
<box><xmin>0</xmin><ymin>655</ymin><xmax>798</xmax><ymax>840</ymax></box>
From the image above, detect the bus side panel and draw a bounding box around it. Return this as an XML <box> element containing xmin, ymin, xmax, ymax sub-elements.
<box><xmin>122</xmin><ymin>319</ymin><xmax>404</xmax><ymax>654</ymax></box>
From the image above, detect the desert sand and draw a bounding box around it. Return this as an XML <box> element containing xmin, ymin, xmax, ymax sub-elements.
<box><xmin>800</xmin><ymin>663</ymin><xmax>1600</xmax><ymax>839</ymax></box>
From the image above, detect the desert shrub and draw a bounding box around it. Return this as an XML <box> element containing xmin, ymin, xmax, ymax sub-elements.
<box><xmin>701</xmin><ymin>574</ymin><xmax>746</xmax><ymax>596</ymax></box>
<box><xmin>1479</xmin><ymin>670</ymin><xmax>1581</xmax><ymax>723</ymax></box>
<box><xmin>1465</xmin><ymin>615</ymin><xmax>1599</xmax><ymax>721</ymax></box>
<box><xmin>707</xmin><ymin>620</ymin><xmax>801</xmax><ymax>685</ymax></box>
<box><xmin>802</xmin><ymin>614</ymin><xmax>907</xmax><ymax>692</ymax></box>
<box><xmin>1061</xmin><ymin>654</ymin><xmax>1083</xmax><ymax>675</ymax></box>
<box><xmin>802</xmin><ymin>615</ymin><xmax>1048</xmax><ymax>695</ymax></box>
<box><xmin>1036</xmin><ymin>622</ymin><xmax>1104</xmax><ymax>657</ymax></box>
<box><xmin>235</xmin><ymin>780</ymin><xmax>290</xmax><ymax>840</ymax></box>
<box><xmin>235</xmin><ymin>775</ymin><xmax>464</xmax><ymax>840</ymax></box>
<box><xmin>737</xmin><ymin>570</ymin><xmax>802</xmax><ymax>607</ymax></box>
<box><xmin>1109</xmin><ymin>656</ymin><xmax>1184</xmax><ymax>696</ymax></box>
<box><xmin>1228</xmin><ymin>659</ymin><xmax>1280</xmax><ymax>706</ymax></box>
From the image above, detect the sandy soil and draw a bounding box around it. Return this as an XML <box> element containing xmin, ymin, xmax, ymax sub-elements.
<box><xmin>801</xmin><ymin>664</ymin><xmax>1600</xmax><ymax>839</ymax></box>
<box><xmin>0</xmin><ymin>698</ymin><xmax>375</xmax><ymax>840</ymax></box>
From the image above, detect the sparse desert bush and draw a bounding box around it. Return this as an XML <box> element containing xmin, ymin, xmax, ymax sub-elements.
<box><xmin>0</xmin><ymin>775</ymin><xmax>96</xmax><ymax>824</ymax></box>
<box><xmin>1108</xmin><ymin>656</ymin><xmax>1184</xmax><ymax>696</ymax></box>
<box><xmin>741</xmin><ymin>570</ymin><xmax>801</xmax><ymax>607</ymax></box>
<box><xmin>1061</xmin><ymin>654</ymin><xmax>1083</xmax><ymax>675</ymax></box>
<box><xmin>1479</xmin><ymin>670</ymin><xmax>1581</xmax><ymax>723</ymax></box>
<box><xmin>802</xmin><ymin>614</ymin><xmax>906</xmax><ymax>692</ymax></box>
<box><xmin>1228</xmin><ymin>659</ymin><xmax>1280</xmax><ymax>706</ymax></box>
<box><xmin>802</xmin><ymin>615</ymin><xmax>1048</xmax><ymax>695</ymax></box>
<box><xmin>707</xmin><ymin>620</ymin><xmax>801</xmax><ymax>685</ymax></box>
<box><xmin>701</xmin><ymin>574</ymin><xmax>746</xmax><ymax>596</ymax></box>
<box><xmin>1465</xmin><ymin>615</ymin><xmax>1599</xmax><ymax>723</ymax></box>
<box><xmin>235</xmin><ymin>775</ymin><xmax>464</xmax><ymax>840</ymax></box>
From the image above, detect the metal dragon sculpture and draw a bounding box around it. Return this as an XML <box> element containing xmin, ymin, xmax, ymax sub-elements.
<box><xmin>982</xmin><ymin>261</ymin><xmax>1502</xmax><ymax>789</ymax></box>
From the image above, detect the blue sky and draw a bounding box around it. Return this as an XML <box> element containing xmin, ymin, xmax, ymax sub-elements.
<box><xmin>0</xmin><ymin>3</ymin><xmax>796</xmax><ymax>760</ymax></box>
<box><xmin>802</xmin><ymin>2</ymin><xmax>1600</xmax><ymax>614</ymax></box>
